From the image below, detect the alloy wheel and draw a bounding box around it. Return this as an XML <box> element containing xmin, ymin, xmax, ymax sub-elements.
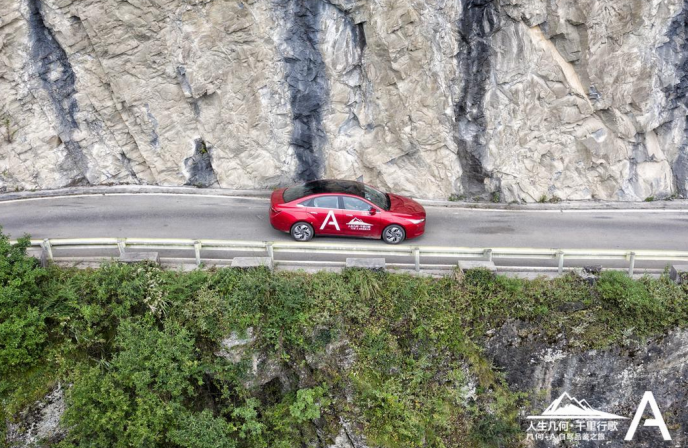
<box><xmin>384</xmin><ymin>226</ymin><xmax>404</xmax><ymax>244</ymax></box>
<box><xmin>292</xmin><ymin>224</ymin><xmax>313</xmax><ymax>241</ymax></box>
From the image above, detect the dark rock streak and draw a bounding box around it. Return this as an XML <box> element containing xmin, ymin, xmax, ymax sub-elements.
<box><xmin>27</xmin><ymin>0</ymin><xmax>89</xmax><ymax>184</ymax></box>
<box><xmin>279</xmin><ymin>0</ymin><xmax>329</xmax><ymax>182</ymax></box>
<box><xmin>184</xmin><ymin>139</ymin><xmax>218</xmax><ymax>188</ymax></box>
<box><xmin>455</xmin><ymin>0</ymin><xmax>499</xmax><ymax>197</ymax></box>
<box><xmin>662</xmin><ymin>0</ymin><xmax>688</xmax><ymax>196</ymax></box>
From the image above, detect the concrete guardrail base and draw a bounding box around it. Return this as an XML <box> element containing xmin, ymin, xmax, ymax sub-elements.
<box><xmin>231</xmin><ymin>257</ymin><xmax>274</xmax><ymax>270</ymax></box>
<box><xmin>346</xmin><ymin>258</ymin><xmax>386</xmax><ymax>270</ymax></box>
<box><xmin>120</xmin><ymin>252</ymin><xmax>160</xmax><ymax>264</ymax></box>
<box><xmin>458</xmin><ymin>260</ymin><xmax>497</xmax><ymax>273</ymax></box>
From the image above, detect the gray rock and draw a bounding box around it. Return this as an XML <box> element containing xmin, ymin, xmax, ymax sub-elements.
<box><xmin>305</xmin><ymin>337</ymin><xmax>356</xmax><ymax>371</ymax></box>
<box><xmin>328</xmin><ymin>419</ymin><xmax>368</xmax><ymax>448</ymax></box>
<box><xmin>1</xmin><ymin>0</ymin><xmax>688</xmax><ymax>201</ymax></box>
<box><xmin>583</xmin><ymin>265</ymin><xmax>603</xmax><ymax>275</ymax></box>
<box><xmin>215</xmin><ymin>327</ymin><xmax>256</xmax><ymax>363</ymax></box>
<box><xmin>485</xmin><ymin>322</ymin><xmax>688</xmax><ymax>447</ymax></box>
<box><xmin>575</xmin><ymin>265</ymin><xmax>603</xmax><ymax>285</ymax></box>
<box><xmin>670</xmin><ymin>264</ymin><xmax>688</xmax><ymax>283</ymax></box>
<box><xmin>215</xmin><ymin>327</ymin><xmax>285</xmax><ymax>387</ymax></box>
<box><xmin>5</xmin><ymin>384</ymin><xmax>66</xmax><ymax>447</ymax></box>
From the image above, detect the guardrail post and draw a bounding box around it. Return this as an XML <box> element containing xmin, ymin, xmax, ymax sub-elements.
<box><xmin>484</xmin><ymin>249</ymin><xmax>493</xmax><ymax>262</ymax></box>
<box><xmin>117</xmin><ymin>238</ymin><xmax>126</xmax><ymax>256</ymax></box>
<box><xmin>413</xmin><ymin>247</ymin><xmax>420</xmax><ymax>272</ymax></box>
<box><xmin>628</xmin><ymin>252</ymin><xmax>636</xmax><ymax>277</ymax></box>
<box><xmin>41</xmin><ymin>239</ymin><xmax>53</xmax><ymax>267</ymax></box>
<box><xmin>557</xmin><ymin>251</ymin><xmax>564</xmax><ymax>275</ymax></box>
<box><xmin>194</xmin><ymin>241</ymin><xmax>202</xmax><ymax>267</ymax></box>
<box><xmin>266</xmin><ymin>242</ymin><xmax>274</xmax><ymax>264</ymax></box>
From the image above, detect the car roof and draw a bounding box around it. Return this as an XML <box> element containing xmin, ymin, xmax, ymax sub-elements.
<box><xmin>283</xmin><ymin>180</ymin><xmax>368</xmax><ymax>202</ymax></box>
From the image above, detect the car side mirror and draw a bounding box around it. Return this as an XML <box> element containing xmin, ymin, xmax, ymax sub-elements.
<box><xmin>369</xmin><ymin>207</ymin><xmax>377</xmax><ymax>216</ymax></box>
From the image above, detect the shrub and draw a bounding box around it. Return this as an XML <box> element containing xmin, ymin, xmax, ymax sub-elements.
<box><xmin>167</xmin><ymin>409</ymin><xmax>237</xmax><ymax>448</ymax></box>
<box><xmin>0</xmin><ymin>229</ymin><xmax>48</xmax><ymax>374</ymax></box>
<box><xmin>0</xmin><ymin>230</ymin><xmax>685</xmax><ymax>448</ymax></box>
<box><xmin>289</xmin><ymin>386</ymin><xmax>329</xmax><ymax>423</ymax></box>
<box><xmin>596</xmin><ymin>271</ymin><xmax>667</xmax><ymax>331</ymax></box>
<box><xmin>60</xmin><ymin>318</ymin><xmax>204</xmax><ymax>447</ymax></box>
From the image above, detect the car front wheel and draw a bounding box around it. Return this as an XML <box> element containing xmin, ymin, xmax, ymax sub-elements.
<box><xmin>382</xmin><ymin>224</ymin><xmax>405</xmax><ymax>244</ymax></box>
<box><xmin>291</xmin><ymin>222</ymin><xmax>314</xmax><ymax>242</ymax></box>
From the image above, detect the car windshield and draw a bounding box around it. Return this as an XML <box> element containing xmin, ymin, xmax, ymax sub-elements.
<box><xmin>283</xmin><ymin>180</ymin><xmax>390</xmax><ymax>210</ymax></box>
<box><xmin>362</xmin><ymin>185</ymin><xmax>389</xmax><ymax>210</ymax></box>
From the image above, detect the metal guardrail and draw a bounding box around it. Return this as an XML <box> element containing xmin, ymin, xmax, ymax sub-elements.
<box><xmin>10</xmin><ymin>237</ymin><xmax>688</xmax><ymax>275</ymax></box>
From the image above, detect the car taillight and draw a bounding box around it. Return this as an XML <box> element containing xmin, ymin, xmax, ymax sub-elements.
<box><xmin>270</xmin><ymin>206</ymin><xmax>280</xmax><ymax>214</ymax></box>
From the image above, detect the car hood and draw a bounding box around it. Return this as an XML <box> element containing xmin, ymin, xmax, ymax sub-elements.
<box><xmin>387</xmin><ymin>193</ymin><xmax>425</xmax><ymax>216</ymax></box>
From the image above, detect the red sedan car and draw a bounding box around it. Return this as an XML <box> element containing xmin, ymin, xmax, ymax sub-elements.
<box><xmin>270</xmin><ymin>179</ymin><xmax>426</xmax><ymax>244</ymax></box>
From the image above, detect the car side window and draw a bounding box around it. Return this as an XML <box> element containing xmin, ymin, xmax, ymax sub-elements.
<box><xmin>342</xmin><ymin>196</ymin><xmax>371</xmax><ymax>211</ymax></box>
<box><xmin>299</xmin><ymin>198</ymin><xmax>314</xmax><ymax>207</ymax></box>
<box><xmin>311</xmin><ymin>195</ymin><xmax>340</xmax><ymax>209</ymax></box>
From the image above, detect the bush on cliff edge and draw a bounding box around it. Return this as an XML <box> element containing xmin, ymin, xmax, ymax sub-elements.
<box><xmin>1</xmin><ymin>228</ymin><xmax>687</xmax><ymax>448</ymax></box>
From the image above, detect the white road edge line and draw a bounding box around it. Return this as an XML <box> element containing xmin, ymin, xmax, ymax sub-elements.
<box><xmin>444</xmin><ymin>208</ymin><xmax>688</xmax><ymax>214</ymax></box>
<box><xmin>0</xmin><ymin>193</ymin><xmax>270</xmax><ymax>205</ymax></box>
<box><xmin>0</xmin><ymin>193</ymin><xmax>687</xmax><ymax>214</ymax></box>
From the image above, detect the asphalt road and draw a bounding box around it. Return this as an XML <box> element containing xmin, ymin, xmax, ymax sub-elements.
<box><xmin>0</xmin><ymin>194</ymin><xmax>687</xmax><ymax>251</ymax></box>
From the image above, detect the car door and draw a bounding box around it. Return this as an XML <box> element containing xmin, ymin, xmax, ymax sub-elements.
<box><xmin>340</xmin><ymin>195</ymin><xmax>381</xmax><ymax>238</ymax></box>
<box><xmin>304</xmin><ymin>194</ymin><xmax>343</xmax><ymax>236</ymax></box>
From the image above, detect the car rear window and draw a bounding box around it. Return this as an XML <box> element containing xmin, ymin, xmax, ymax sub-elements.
<box><xmin>311</xmin><ymin>196</ymin><xmax>339</xmax><ymax>209</ymax></box>
<box><xmin>283</xmin><ymin>185</ymin><xmax>312</xmax><ymax>203</ymax></box>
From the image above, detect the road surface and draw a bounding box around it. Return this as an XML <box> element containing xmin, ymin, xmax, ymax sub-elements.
<box><xmin>0</xmin><ymin>194</ymin><xmax>686</xmax><ymax>251</ymax></box>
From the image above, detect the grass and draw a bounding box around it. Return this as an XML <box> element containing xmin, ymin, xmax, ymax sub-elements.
<box><xmin>1</xmin><ymin>229</ymin><xmax>687</xmax><ymax>447</ymax></box>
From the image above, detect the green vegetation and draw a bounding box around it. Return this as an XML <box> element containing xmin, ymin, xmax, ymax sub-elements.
<box><xmin>1</xmin><ymin>114</ymin><xmax>18</xmax><ymax>144</ymax></box>
<box><xmin>490</xmin><ymin>191</ymin><xmax>500</xmax><ymax>203</ymax></box>
<box><xmin>536</xmin><ymin>194</ymin><xmax>562</xmax><ymax>204</ymax></box>
<box><xmin>1</xmin><ymin>228</ymin><xmax>687</xmax><ymax>447</ymax></box>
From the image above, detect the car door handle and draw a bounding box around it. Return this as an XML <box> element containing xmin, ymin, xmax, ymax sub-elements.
<box><xmin>346</xmin><ymin>214</ymin><xmax>353</xmax><ymax>217</ymax></box>
<box><xmin>308</xmin><ymin>211</ymin><xmax>318</xmax><ymax>215</ymax></box>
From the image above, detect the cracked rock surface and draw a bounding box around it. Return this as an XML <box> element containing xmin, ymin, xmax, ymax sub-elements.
<box><xmin>1</xmin><ymin>0</ymin><xmax>688</xmax><ymax>201</ymax></box>
<box><xmin>485</xmin><ymin>322</ymin><xmax>688</xmax><ymax>447</ymax></box>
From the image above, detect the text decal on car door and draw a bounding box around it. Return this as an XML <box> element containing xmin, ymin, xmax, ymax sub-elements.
<box><xmin>320</xmin><ymin>210</ymin><xmax>340</xmax><ymax>231</ymax></box>
<box><xmin>347</xmin><ymin>218</ymin><xmax>372</xmax><ymax>231</ymax></box>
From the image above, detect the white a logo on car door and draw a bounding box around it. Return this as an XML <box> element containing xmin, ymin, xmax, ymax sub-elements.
<box><xmin>320</xmin><ymin>210</ymin><xmax>340</xmax><ymax>231</ymax></box>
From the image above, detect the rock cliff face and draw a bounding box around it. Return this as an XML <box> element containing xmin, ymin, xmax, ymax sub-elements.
<box><xmin>1</xmin><ymin>0</ymin><xmax>688</xmax><ymax>201</ymax></box>
<box><xmin>486</xmin><ymin>322</ymin><xmax>688</xmax><ymax>447</ymax></box>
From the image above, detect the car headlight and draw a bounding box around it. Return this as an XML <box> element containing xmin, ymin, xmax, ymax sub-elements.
<box><xmin>407</xmin><ymin>218</ymin><xmax>425</xmax><ymax>225</ymax></box>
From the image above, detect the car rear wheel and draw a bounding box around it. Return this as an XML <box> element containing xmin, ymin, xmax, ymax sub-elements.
<box><xmin>291</xmin><ymin>222</ymin><xmax>314</xmax><ymax>242</ymax></box>
<box><xmin>382</xmin><ymin>225</ymin><xmax>405</xmax><ymax>244</ymax></box>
